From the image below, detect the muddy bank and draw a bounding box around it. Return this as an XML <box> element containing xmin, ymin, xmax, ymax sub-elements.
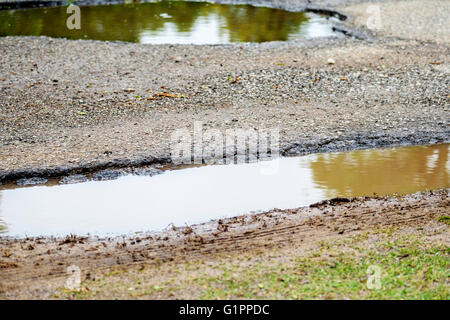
<box><xmin>0</xmin><ymin>189</ymin><xmax>448</xmax><ymax>298</ymax></box>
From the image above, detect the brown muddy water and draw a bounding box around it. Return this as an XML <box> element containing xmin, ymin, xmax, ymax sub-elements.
<box><xmin>0</xmin><ymin>143</ymin><xmax>448</xmax><ymax>237</ymax></box>
<box><xmin>0</xmin><ymin>1</ymin><xmax>337</xmax><ymax>44</ymax></box>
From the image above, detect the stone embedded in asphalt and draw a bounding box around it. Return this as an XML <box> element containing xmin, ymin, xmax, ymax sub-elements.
<box><xmin>16</xmin><ymin>177</ymin><xmax>48</xmax><ymax>186</ymax></box>
<box><xmin>132</xmin><ymin>167</ymin><xmax>163</xmax><ymax>176</ymax></box>
<box><xmin>92</xmin><ymin>169</ymin><xmax>125</xmax><ymax>181</ymax></box>
<box><xmin>59</xmin><ymin>174</ymin><xmax>89</xmax><ymax>185</ymax></box>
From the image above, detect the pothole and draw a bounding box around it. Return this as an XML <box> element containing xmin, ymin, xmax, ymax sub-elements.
<box><xmin>0</xmin><ymin>143</ymin><xmax>448</xmax><ymax>237</ymax></box>
<box><xmin>0</xmin><ymin>1</ymin><xmax>343</xmax><ymax>44</ymax></box>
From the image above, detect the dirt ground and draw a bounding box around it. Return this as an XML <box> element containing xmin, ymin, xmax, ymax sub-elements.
<box><xmin>0</xmin><ymin>0</ymin><xmax>449</xmax><ymax>299</ymax></box>
<box><xmin>0</xmin><ymin>190</ymin><xmax>448</xmax><ymax>299</ymax></box>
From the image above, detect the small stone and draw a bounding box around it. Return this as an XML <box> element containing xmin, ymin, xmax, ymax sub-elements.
<box><xmin>16</xmin><ymin>177</ymin><xmax>48</xmax><ymax>186</ymax></box>
<box><xmin>59</xmin><ymin>174</ymin><xmax>88</xmax><ymax>185</ymax></box>
<box><xmin>132</xmin><ymin>167</ymin><xmax>163</xmax><ymax>176</ymax></box>
<box><xmin>327</xmin><ymin>58</ymin><xmax>335</xmax><ymax>65</ymax></box>
<box><xmin>92</xmin><ymin>169</ymin><xmax>125</xmax><ymax>181</ymax></box>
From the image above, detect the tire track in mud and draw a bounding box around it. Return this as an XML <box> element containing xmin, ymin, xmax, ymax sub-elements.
<box><xmin>0</xmin><ymin>190</ymin><xmax>448</xmax><ymax>298</ymax></box>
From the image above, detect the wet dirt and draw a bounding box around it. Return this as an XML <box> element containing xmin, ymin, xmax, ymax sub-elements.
<box><xmin>0</xmin><ymin>189</ymin><xmax>448</xmax><ymax>299</ymax></box>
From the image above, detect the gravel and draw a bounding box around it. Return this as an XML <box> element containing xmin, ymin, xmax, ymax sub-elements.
<box><xmin>340</xmin><ymin>0</ymin><xmax>450</xmax><ymax>44</ymax></box>
<box><xmin>16</xmin><ymin>177</ymin><xmax>48</xmax><ymax>186</ymax></box>
<box><xmin>58</xmin><ymin>174</ymin><xmax>88</xmax><ymax>184</ymax></box>
<box><xmin>0</xmin><ymin>0</ymin><xmax>448</xmax><ymax>182</ymax></box>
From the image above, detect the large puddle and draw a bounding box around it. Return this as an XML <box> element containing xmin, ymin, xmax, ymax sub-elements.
<box><xmin>0</xmin><ymin>1</ymin><xmax>336</xmax><ymax>44</ymax></box>
<box><xmin>0</xmin><ymin>143</ymin><xmax>448</xmax><ymax>237</ymax></box>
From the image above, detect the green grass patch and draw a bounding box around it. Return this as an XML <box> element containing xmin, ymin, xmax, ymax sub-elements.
<box><xmin>438</xmin><ymin>216</ymin><xmax>450</xmax><ymax>225</ymax></box>
<box><xmin>194</xmin><ymin>236</ymin><xmax>449</xmax><ymax>299</ymax></box>
<box><xmin>56</xmin><ymin>232</ymin><xmax>449</xmax><ymax>300</ymax></box>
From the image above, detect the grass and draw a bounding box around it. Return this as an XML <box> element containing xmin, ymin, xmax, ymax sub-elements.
<box><xmin>56</xmin><ymin>227</ymin><xmax>449</xmax><ymax>300</ymax></box>
<box><xmin>437</xmin><ymin>216</ymin><xmax>450</xmax><ymax>225</ymax></box>
<box><xmin>194</xmin><ymin>236</ymin><xmax>449</xmax><ymax>299</ymax></box>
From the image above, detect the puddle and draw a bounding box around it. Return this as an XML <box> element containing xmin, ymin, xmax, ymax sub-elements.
<box><xmin>0</xmin><ymin>143</ymin><xmax>448</xmax><ymax>237</ymax></box>
<box><xmin>0</xmin><ymin>1</ymin><xmax>337</xmax><ymax>44</ymax></box>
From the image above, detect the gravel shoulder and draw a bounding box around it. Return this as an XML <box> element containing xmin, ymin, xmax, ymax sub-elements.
<box><xmin>0</xmin><ymin>0</ymin><xmax>449</xmax><ymax>181</ymax></box>
<box><xmin>339</xmin><ymin>0</ymin><xmax>450</xmax><ymax>44</ymax></box>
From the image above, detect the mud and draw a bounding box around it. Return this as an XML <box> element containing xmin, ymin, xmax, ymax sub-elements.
<box><xmin>0</xmin><ymin>189</ymin><xmax>448</xmax><ymax>298</ymax></box>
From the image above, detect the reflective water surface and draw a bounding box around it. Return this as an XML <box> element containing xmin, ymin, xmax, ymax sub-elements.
<box><xmin>0</xmin><ymin>1</ymin><xmax>335</xmax><ymax>44</ymax></box>
<box><xmin>0</xmin><ymin>144</ymin><xmax>448</xmax><ymax>237</ymax></box>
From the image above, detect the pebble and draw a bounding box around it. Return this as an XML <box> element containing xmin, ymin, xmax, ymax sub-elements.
<box><xmin>16</xmin><ymin>177</ymin><xmax>48</xmax><ymax>186</ymax></box>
